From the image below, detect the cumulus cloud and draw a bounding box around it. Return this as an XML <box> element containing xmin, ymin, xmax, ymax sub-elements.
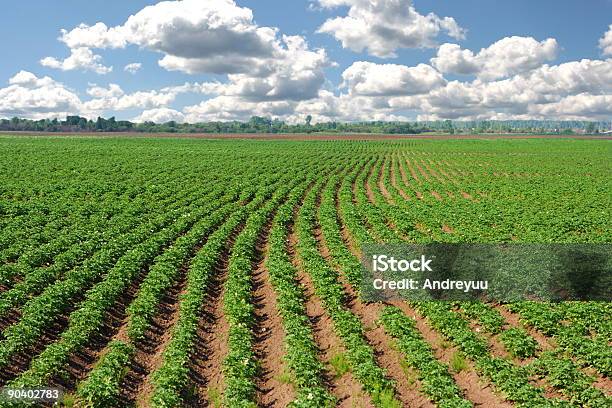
<box><xmin>86</xmin><ymin>83</ymin><xmax>124</xmax><ymax>98</ymax></box>
<box><xmin>183</xmin><ymin>96</ymin><xmax>296</xmax><ymax>122</ymax></box>
<box><xmin>40</xmin><ymin>47</ymin><xmax>112</xmax><ymax>74</ymax></box>
<box><xmin>82</xmin><ymin>83</ymin><xmax>179</xmax><ymax>114</ymax></box>
<box><xmin>60</xmin><ymin>22</ymin><xmax>127</xmax><ymax>49</ymax></box>
<box><xmin>600</xmin><ymin>25</ymin><xmax>612</xmax><ymax>56</ymax></box>
<box><xmin>341</xmin><ymin>61</ymin><xmax>445</xmax><ymax>96</ymax></box>
<box><xmin>431</xmin><ymin>37</ymin><xmax>559</xmax><ymax>81</ymax></box>
<box><xmin>0</xmin><ymin>71</ymin><xmax>81</xmax><ymax>119</ymax></box>
<box><xmin>289</xmin><ymin>90</ymin><xmax>409</xmax><ymax>123</ymax></box>
<box><xmin>55</xmin><ymin>0</ymin><xmax>331</xmax><ymax>103</ymax></box>
<box><xmin>133</xmin><ymin>108</ymin><xmax>185</xmax><ymax>123</ymax></box>
<box><xmin>316</xmin><ymin>0</ymin><xmax>466</xmax><ymax>57</ymax></box>
<box><xmin>528</xmin><ymin>93</ymin><xmax>612</xmax><ymax>120</ymax></box>
<box><xmin>390</xmin><ymin>58</ymin><xmax>612</xmax><ymax>120</ymax></box>
<box><xmin>124</xmin><ymin>63</ymin><xmax>142</xmax><ymax>74</ymax></box>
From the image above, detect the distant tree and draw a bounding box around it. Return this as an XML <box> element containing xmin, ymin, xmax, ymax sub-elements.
<box><xmin>586</xmin><ymin>122</ymin><xmax>596</xmax><ymax>134</ymax></box>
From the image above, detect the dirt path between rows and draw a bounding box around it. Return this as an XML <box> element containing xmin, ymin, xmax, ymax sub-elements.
<box><xmin>377</xmin><ymin>158</ymin><xmax>395</xmax><ymax>204</ymax></box>
<box><xmin>253</xmin><ymin>225</ymin><xmax>295</xmax><ymax>407</ymax></box>
<box><xmin>186</xmin><ymin>233</ymin><xmax>238</xmax><ymax>407</ymax></box>
<box><xmin>289</xmin><ymin>215</ymin><xmax>372</xmax><ymax>407</ymax></box>
<box><xmin>389</xmin><ymin>154</ymin><xmax>411</xmax><ymax>200</ymax></box>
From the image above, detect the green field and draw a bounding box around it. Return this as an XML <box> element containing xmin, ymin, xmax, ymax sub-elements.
<box><xmin>0</xmin><ymin>135</ymin><xmax>610</xmax><ymax>407</ymax></box>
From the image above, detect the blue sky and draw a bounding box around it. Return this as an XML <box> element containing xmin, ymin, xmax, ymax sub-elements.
<box><xmin>1</xmin><ymin>0</ymin><xmax>611</xmax><ymax>122</ymax></box>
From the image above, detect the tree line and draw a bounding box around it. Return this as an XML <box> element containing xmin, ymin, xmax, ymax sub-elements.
<box><xmin>1</xmin><ymin>115</ymin><xmax>609</xmax><ymax>134</ymax></box>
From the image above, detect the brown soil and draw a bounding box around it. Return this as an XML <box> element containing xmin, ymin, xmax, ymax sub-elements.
<box><xmin>398</xmin><ymin>156</ymin><xmax>424</xmax><ymax>199</ymax></box>
<box><xmin>0</xmin><ymin>313</ymin><xmax>71</xmax><ymax>385</ymax></box>
<box><xmin>351</xmin><ymin>298</ymin><xmax>434</xmax><ymax>407</ymax></box>
<box><xmin>350</xmin><ymin>160</ymin><xmax>381</xmax><ymax>245</ymax></box>
<box><xmin>497</xmin><ymin>305</ymin><xmax>612</xmax><ymax>396</ymax></box>
<box><xmin>364</xmin><ymin>159</ymin><xmax>379</xmax><ymax>205</ymax></box>
<box><xmin>441</xmin><ymin>162</ymin><xmax>465</xmax><ymax>181</ymax></box>
<box><xmin>0</xmin><ymin>308</ymin><xmax>22</xmax><ymax>334</ymax></box>
<box><xmin>431</xmin><ymin>191</ymin><xmax>443</xmax><ymax>201</ymax></box>
<box><xmin>404</xmin><ymin>159</ymin><xmax>422</xmax><ymax>184</ymax></box>
<box><xmin>495</xmin><ymin>305</ymin><xmax>555</xmax><ymax>351</ymax></box>
<box><xmin>413</xmin><ymin>161</ymin><xmax>432</xmax><ymax>182</ymax></box>
<box><xmin>377</xmin><ymin>158</ymin><xmax>395</xmax><ymax>204</ymax></box>
<box><xmin>421</xmin><ymin>160</ymin><xmax>446</xmax><ymax>184</ymax></box>
<box><xmin>50</xmin><ymin>266</ymin><xmax>149</xmax><ymax>391</ymax></box>
<box><xmin>435</xmin><ymin>163</ymin><xmax>460</xmax><ymax>185</ymax></box>
<box><xmin>186</xmin><ymin>245</ymin><xmax>233</xmax><ymax>408</ymax></box>
<box><xmin>442</xmin><ymin>224</ymin><xmax>455</xmax><ymax>234</ymax></box>
<box><xmin>253</xmin><ymin>226</ymin><xmax>295</xmax><ymax>407</ymax></box>
<box><xmin>119</xmin><ymin>268</ymin><xmax>187</xmax><ymax>407</ymax></box>
<box><xmin>316</xmin><ymin>178</ymin><xmax>432</xmax><ymax>407</ymax></box>
<box><xmin>335</xmin><ymin>193</ymin><xmax>362</xmax><ymax>257</ymax></box>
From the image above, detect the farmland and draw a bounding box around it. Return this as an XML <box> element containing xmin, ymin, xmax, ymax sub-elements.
<box><xmin>0</xmin><ymin>135</ymin><xmax>610</xmax><ymax>408</ymax></box>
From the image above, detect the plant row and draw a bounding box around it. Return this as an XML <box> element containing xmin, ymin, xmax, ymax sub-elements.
<box><xmin>380</xmin><ymin>306</ymin><xmax>472</xmax><ymax>408</ymax></box>
<box><xmin>296</xmin><ymin>177</ymin><xmax>400</xmax><ymax>407</ymax></box>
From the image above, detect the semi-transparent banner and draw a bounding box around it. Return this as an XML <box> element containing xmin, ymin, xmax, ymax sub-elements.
<box><xmin>360</xmin><ymin>244</ymin><xmax>611</xmax><ymax>302</ymax></box>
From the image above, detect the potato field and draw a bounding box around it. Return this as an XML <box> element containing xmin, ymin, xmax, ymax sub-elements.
<box><xmin>0</xmin><ymin>135</ymin><xmax>610</xmax><ymax>408</ymax></box>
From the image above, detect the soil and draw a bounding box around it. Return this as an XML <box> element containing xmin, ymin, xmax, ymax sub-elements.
<box><xmin>252</xmin><ymin>225</ymin><xmax>295</xmax><ymax>407</ymax></box>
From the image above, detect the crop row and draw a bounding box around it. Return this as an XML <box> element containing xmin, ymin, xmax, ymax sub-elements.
<box><xmin>74</xmin><ymin>172</ymin><xmax>286</xmax><ymax>407</ymax></box>
<box><xmin>147</xmin><ymin>174</ymin><xmax>302</xmax><ymax>407</ymax></box>
<box><xmin>4</xmin><ymin>189</ymin><xmax>245</xmax><ymax>393</ymax></box>
<box><xmin>0</xmin><ymin>186</ymin><xmax>200</xmax><ymax>318</ymax></box>
<box><xmin>414</xmin><ymin>302</ymin><xmax>564</xmax><ymax>407</ymax></box>
<box><xmin>457</xmin><ymin>302</ymin><xmax>537</xmax><ymax>359</ymax></box>
<box><xmin>508</xmin><ymin>302</ymin><xmax>611</xmax><ymax>377</ymax></box>
<box><xmin>296</xmin><ymin>176</ymin><xmax>399</xmax><ymax>407</ymax></box>
<box><xmin>380</xmin><ymin>306</ymin><xmax>472</xmax><ymax>408</ymax></box>
<box><xmin>0</xmin><ymin>183</ymin><xmax>235</xmax><ymax>371</ymax></box>
<box><xmin>265</xmin><ymin>174</ymin><xmax>336</xmax><ymax>407</ymax></box>
<box><xmin>222</xmin><ymin>175</ymin><xmax>302</xmax><ymax>407</ymax></box>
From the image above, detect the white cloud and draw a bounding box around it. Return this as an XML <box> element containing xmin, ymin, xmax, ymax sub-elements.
<box><xmin>341</xmin><ymin>61</ymin><xmax>445</xmax><ymax>96</ymax></box>
<box><xmin>134</xmin><ymin>108</ymin><xmax>185</xmax><ymax>123</ymax></box>
<box><xmin>40</xmin><ymin>47</ymin><xmax>112</xmax><ymax>74</ymax></box>
<box><xmin>600</xmin><ymin>25</ymin><xmax>612</xmax><ymax>56</ymax></box>
<box><xmin>528</xmin><ymin>93</ymin><xmax>612</xmax><ymax>120</ymax></box>
<box><xmin>86</xmin><ymin>83</ymin><xmax>124</xmax><ymax>98</ymax></box>
<box><xmin>0</xmin><ymin>71</ymin><xmax>82</xmax><ymax>119</ymax></box>
<box><xmin>55</xmin><ymin>0</ymin><xmax>331</xmax><ymax>102</ymax></box>
<box><xmin>60</xmin><ymin>22</ymin><xmax>127</xmax><ymax>49</ymax></box>
<box><xmin>82</xmin><ymin>83</ymin><xmax>179</xmax><ymax>114</ymax></box>
<box><xmin>290</xmin><ymin>90</ymin><xmax>409</xmax><ymax>123</ymax></box>
<box><xmin>53</xmin><ymin>0</ymin><xmax>279</xmax><ymax>74</ymax></box>
<box><xmin>5</xmin><ymin>2</ymin><xmax>612</xmax><ymax>123</ymax></box>
<box><xmin>8</xmin><ymin>70</ymin><xmax>55</xmax><ymax>87</ymax></box>
<box><xmin>317</xmin><ymin>0</ymin><xmax>466</xmax><ymax>58</ymax></box>
<box><xmin>431</xmin><ymin>37</ymin><xmax>558</xmax><ymax>81</ymax></box>
<box><xmin>390</xmin><ymin>58</ymin><xmax>612</xmax><ymax>120</ymax></box>
<box><xmin>183</xmin><ymin>96</ymin><xmax>295</xmax><ymax>122</ymax></box>
<box><xmin>124</xmin><ymin>63</ymin><xmax>142</xmax><ymax>74</ymax></box>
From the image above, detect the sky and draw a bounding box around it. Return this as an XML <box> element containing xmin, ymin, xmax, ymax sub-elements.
<box><xmin>1</xmin><ymin>0</ymin><xmax>611</xmax><ymax>123</ymax></box>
